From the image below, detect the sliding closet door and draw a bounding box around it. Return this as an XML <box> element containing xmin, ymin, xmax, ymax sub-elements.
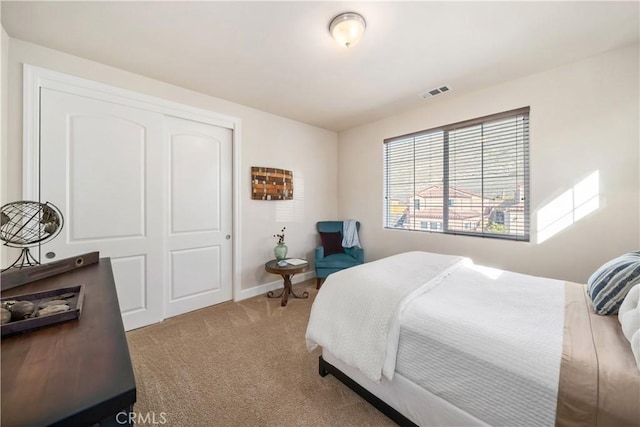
<box><xmin>39</xmin><ymin>88</ymin><xmax>164</xmax><ymax>330</ymax></box>
<box><xmin>164</xmin><ymin>116</ymin><xmax>233</xmax><ymax>318</ymax></box>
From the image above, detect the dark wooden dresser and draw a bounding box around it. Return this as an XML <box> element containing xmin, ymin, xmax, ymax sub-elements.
<box><xmin>1</xmin><ymin>258</ymin><xmax>136</xmax><ymax>426</ymax></box>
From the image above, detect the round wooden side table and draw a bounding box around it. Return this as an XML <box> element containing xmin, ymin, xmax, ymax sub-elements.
<box><xmin>264</xmin><ymin>259</ymin><xmax>309</xmax><ymax>306</ymax></box>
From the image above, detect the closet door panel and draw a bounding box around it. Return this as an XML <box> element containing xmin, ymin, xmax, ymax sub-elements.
<box><xmin>164</xmin><ymin>116</ymin><xmax>233</xmax><ymax>318</ymax></box>
<box><xmin>170</xmin><ymin>133</ymin><xmax>220</xmax><ymax>234</ymax></box>
<box><xmin>39</xmin><ymin>88</ymin><xmax>164</xmax><ymax>330</ymax></box>
<box><xmin>68</xmin><ymin>115</ymin><xmax>145</xmax><ymax>240</ymax></box>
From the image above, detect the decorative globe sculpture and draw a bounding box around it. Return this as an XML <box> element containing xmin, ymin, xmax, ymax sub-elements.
<box><xmin>0</xmin><ymin>201</ymin><xmax>64</xmax><ymax>271</ymax></box>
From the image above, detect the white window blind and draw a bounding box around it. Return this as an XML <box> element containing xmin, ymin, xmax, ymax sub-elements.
<box><xmin>383</xmin><ymin>107</ymin><xmax>530</xmax><ymax>241</ymax></box>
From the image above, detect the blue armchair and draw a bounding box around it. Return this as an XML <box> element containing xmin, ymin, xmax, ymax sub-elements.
<box><xmin>315</xmin><ymin>221</ymin><xmax>364</xmax><ymax>288</ymax></box>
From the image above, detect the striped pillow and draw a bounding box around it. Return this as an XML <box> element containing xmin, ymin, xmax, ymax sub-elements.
<box><xmin>588</xmin><ymin>251</ymin><xmax>640</xmax><ymax>315</ymax></box>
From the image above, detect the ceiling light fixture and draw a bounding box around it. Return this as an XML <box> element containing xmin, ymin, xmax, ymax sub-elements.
<box><xmin>329</xmin><ymin>12</ymin><xmax>366</xmax><ymax>48</ymax></box>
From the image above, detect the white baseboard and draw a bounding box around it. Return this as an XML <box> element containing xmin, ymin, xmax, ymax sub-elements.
<box><xmin>235</xmin><ymin>271</ymin><xmax>316</xmax><ymax>301</ymax></box>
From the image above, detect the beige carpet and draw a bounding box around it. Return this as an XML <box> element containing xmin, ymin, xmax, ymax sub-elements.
<box><xmin>126</xmin><ymin>279</ymin><xmax>395</xmax><ymax>426</ymax></box>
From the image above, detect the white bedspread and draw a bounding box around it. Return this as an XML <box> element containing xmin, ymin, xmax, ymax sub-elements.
<box><xmin>305</xmin><ymin>251</ymin><xmax>466</xmax><ymax>382</ymax></box>
<box><xmin>395</xmin><ymin>262</ymin><xmax>565</xmax><ymax>426</ymax></box>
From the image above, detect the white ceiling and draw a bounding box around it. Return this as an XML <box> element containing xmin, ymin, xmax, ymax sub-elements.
<box><xmin>2</xmin><ymin>1</ymin><xmax>639</xmax><ymax>132</ymax></box>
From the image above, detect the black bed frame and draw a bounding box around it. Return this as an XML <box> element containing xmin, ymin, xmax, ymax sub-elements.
<box><xmin>318</xmin><ymin>355</ymin><xmax>418</xmax><ymax>427</ymax></box>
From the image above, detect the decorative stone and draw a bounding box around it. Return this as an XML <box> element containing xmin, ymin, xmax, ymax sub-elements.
<box><xmin>1</xmin><ymin>300</ymin><xmax>18</xmax><ymax>310</ymax></box>
<box><xmin>37</xmin><ymin>304</ymin><xmax>69</xmax><ymax>317</ymax></box>
<box><xmin>58</xmin><ymin>293</ymin><xmax>76</xmax><ymax>299</ymax></box>
<box><xmin>39</xmin><ymin>300</ymin><xmax>67</xmax><ymax>308</ymax></box>
<box><xmin>1</xmin><ymin>308</ymin><xmax>11</xmax><ymax>324</ymax></box>
<box><xmin>43</xmin><ymin>222</ymin><xmax>58</xmax><ymax>234</ymax></box>
<box><xmin>9</xmin><ymin>301</ymin><xmax>36</xmax><ymax>320</ymax></box>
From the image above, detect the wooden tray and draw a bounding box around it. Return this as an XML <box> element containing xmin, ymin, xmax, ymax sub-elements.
<box><xmin>1</xmin><ymin>285</ymin><xmax>84</xmax><ymax>337</ymax></box>
<box><xmin>1</xmin><ymin>252</ymin><xmax>99</xmax><ymax>291</ymax></box>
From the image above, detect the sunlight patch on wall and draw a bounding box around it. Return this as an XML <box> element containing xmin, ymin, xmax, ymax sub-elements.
<box><xmin>537</xmin><ymin>171</ymin><xmax>599</xmax><ymax>244</ymax></box>
<box><xmin>275</xmin><ymin>177</ymin><xmax>304</xmax><ymax>223</ymax></box>
<box><xmin>293</xmin><ymin>177</ymin><xmax>305</xmax><ymax>223</ymax></box>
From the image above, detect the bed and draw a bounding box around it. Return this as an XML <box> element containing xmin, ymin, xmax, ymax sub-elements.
<box><xmin>305</xmin><ymin>251</ymin><xmax>640</xmax><ymax>427</ymax></box>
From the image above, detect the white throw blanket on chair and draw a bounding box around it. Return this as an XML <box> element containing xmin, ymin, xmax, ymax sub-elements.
<box><xmin>342</xmin><ymin>219</ymin><xmax>361</xmax><ymax>248</ymax></box>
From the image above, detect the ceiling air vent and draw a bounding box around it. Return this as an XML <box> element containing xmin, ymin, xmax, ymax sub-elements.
<box><xmin>419</xmin><ymin>85</ymin><xmax>451</xmax><ymax>99</ymax></box>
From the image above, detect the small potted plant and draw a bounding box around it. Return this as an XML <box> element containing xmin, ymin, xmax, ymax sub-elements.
<box><xmin>273</xmin><ymin>227</ymin><xmax>287</xmax><ymax>261</ymax></box>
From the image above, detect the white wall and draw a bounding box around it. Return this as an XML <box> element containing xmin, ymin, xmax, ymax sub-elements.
<box><xmin>338</xmin><ymin>45</ymin><xmax>640</xmax><ymax>284</ymax></box>
<box><xmin>1</xmin><ymin>23</ymin><xmax>9</xmax><ymax>267</ymax></box>
<box><xmin>2</xmin><ymin>37</ymin><xmax>338</xmax><ymax>292</ymax></box>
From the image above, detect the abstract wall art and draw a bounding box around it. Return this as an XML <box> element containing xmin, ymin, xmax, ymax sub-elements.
<box><xmin>251</xmin><ymin>167</ymin><xmax>294</xmax><ymax>200</ymax></box>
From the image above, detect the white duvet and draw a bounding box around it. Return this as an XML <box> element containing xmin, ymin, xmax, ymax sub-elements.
<box><xmin>305</xmin><ymin>251</ymin><xmax>467</xmax><ymax>382</ymax></box>
<box><xmin>396</xmin><ymin>262</ymin><xmax>565</xmax><ymax>426</ymax></box>
<box><xmin>305</xmin><ymin>251</ymin><xmax>566</xmax><ymax>426</ymax></box>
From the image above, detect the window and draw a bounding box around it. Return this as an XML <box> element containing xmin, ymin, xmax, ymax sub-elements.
<box><xmin>383</xmin><ymin>107</ymin><xmax>529</xmax><ymax>241</ymax></box>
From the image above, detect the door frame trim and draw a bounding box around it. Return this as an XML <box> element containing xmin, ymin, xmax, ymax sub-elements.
<box><xmin>23</xmin><ymin>64</ymin><xmax>242</xmax><ymax>305</ymax></box>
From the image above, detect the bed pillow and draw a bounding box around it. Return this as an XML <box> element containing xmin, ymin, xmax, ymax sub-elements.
<box><xmin>618</xmin><ymin>284</ymin><xmax>640</xmax><ymax>371</ymax></box>
<box><xmin>588</xmin><ymin>251</ymin><xmax>640</xmax><ymax>315</ymax></box>
<box><xmin>320</xmin><ymin>231</ymin><xmax>344</xmax><ymax>256</ymax></box>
